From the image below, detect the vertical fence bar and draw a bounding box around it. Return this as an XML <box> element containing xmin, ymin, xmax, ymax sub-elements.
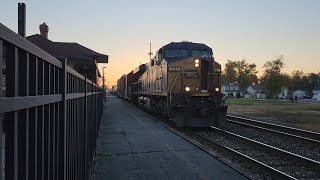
<box><xmin>75</xmin><ymin>96</ymin><xmax>79</xmax><ymax>180</ymax></box>
<box><xmin>0</xmin><ymin>40</ymin><xmax>2</xmax><ymax>96</ymax></box>
<box><xmin>13</xmin><ymin>47</ymin><xmax>19</xmax><ymax>180</ymax></box>
<box><xmin>91</xmin><ymin>81</ymin><xmax>94</xmax><ymax>171</ymax></box>
<box><xmin>52</xmin><ymin>66</ymin><xmax>56</xmax><ymax>180</ymax></box>
<box><xmin>29</xmin><ymin>55</ymin><xmax>38</xmax><ymax>180</ymax></box>
<box><xmin>66</xmin><ymin>74</ymin><xmax>69</xmax><ymax>180</ymax></box>
<box><xmin>34</xmin><ymin>57</ymin><xmax>38</xmax><ymax>180</ymax></box>
<box><xmin>4</xmin><ymin>45</ymin><xmax>19</xmax><ymax>180</ymax></box>
<box><xmin>47</xmin><ymin>64</ymin><xmax>51</xmax><ymax>180</ymax></box>
<box><xmin>95</xmin><ymin>87</ymin><xmax>98</xmax><ymax>151</ymax></box>
<box><xmin>58</xmin><ymin>58</ymin><xmax>67</xmax><ymax>180</ymax></box>
<box><xmin>50</xmin><ymin>66</ymin><xmax>55</xmax><ymax>180</ymax></box>
<box><xmin>55</xmin><ymin>64</ymin><xmax>59</xmax><ymax>180</ymax></box>
<box><xmin>43</xmin><ymin>63</ymin><xmax>49</xmax><ymax>179</ymax></box>
<box><xmin>24</xmin><ymin>52</ymin><xmax>30</xmax><ymax>180</ymax></box>
<box><xmin>84</xmin><ymin>77</ymin><xmax>88</xmax><ymax>180</ymax></box>
<box><xmin>16</xmin><ymin>49</ymin><xmax>27</xmax><ymax>180</ymax></box>
<box><xmin>37</xmin><ymin>59</ymin><xmax>45</xmax><ymax>179</ymax></box>
<box><xmin>0</xmin><ymin>39</ymin><xmax>3</xmax><ymax>180</ymax></box>
<box><xmin>33</xmin><ymin>57</ymin><xmax>39</xmax><ymax>179</ymax></box>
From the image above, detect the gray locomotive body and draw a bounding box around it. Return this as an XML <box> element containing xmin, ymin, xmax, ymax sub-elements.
<box><xmin>117</xmin><ymin>42</ymin><xmax>227</xmax><ymax>127</ymax></box>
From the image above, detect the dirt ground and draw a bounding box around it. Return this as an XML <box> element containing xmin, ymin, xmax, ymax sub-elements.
<box><xmin>225</xmin><ymin>98</ymin><xmax>320</xmax><ymax>132</ymax></box>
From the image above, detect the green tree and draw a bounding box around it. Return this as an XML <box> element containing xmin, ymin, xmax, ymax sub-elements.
<box><xmin>291</xmin><ymin>70</ymin><xmax>305</xmax><ymax>88</ymax></box>
<box><xmin>303</xmin><ymin>72</ymin><xmax>319</xmax><ymax>97</ymax></box>
<box><xmin>222</xmin><ymin>60</ymin><xmax>237</xmax><ymax>83</ymax></box>
<box><xmin>222</xmin><ymin>59</ymin><xmax>258</xmax><ymax>90</ymax></box>
<box><xmin>289</xmin><ymin>70</ymin><xmax>318</xmax><ymax>98</ymax></box>
<box><xmin>235</xmin><ymin>59</ymin><xmax>258</xmax><ymax>90</ymax></box>
<box><xmin>260</xmin><ymin>55</ymin><xmax>289</xmax><ymax>98</ymax></box>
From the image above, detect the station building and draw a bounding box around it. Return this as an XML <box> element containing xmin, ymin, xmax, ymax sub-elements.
<box><xmin>27</xmin><ymin>23</ymin><xmax>108</xmax><ymax>84</ymax></box>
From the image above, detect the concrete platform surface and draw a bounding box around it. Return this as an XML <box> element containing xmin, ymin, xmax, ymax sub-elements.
<box><xmin>93</xmin><ymin>96</ymin><xmax>247</xmax><ymax>180</ymax></box>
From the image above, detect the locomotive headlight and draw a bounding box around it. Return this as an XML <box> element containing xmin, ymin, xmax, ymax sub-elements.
<box><xmin>195</xmin><ymin>59</ymin><xmax>200</xmax><ymax>63</ymax></box>
<box><xmin>215</xmin><ymin>87</ymin><xmax>220</xmax><ymax>92</ymax></box>
<box><xmin>185</xmin><ymin>87</ymin><xmax>190</xmax><ymax>92</ymax></box>
<box><xmin>195</xmin><ymin>63</ymin><xmax>199</xmax><ymax>67</ymax></box>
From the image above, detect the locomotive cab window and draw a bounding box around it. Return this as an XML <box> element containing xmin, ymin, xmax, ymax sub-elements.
<box><xmin>165</xmin><ymin>50</ymin><xmax>188</xmax><ymax>58</ymax></box>
<box><xmin>191</xmin><ymin>50</ymin><xmax>212</xmax><ymax>58</ymax></box>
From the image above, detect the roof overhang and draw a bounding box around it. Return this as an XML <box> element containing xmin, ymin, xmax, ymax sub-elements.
<box><xmin>88</xmin><ymin>54</ymin><xmax>108</xmax><ymax>63</ymax></box>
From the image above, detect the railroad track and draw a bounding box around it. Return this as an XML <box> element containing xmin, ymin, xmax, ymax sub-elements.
<box><xmin>126</xmin><ymin>101</ymin><xmax>320</xmax><ymax>179</ymax></box>
<box><xmin>227</xmin><ymin>115</ymin><xmax>320</xmax><ymax>142</ymax></box>
<box><xmin>188</xmin><ymin>127</ymin><xmax>320</xmax><ymax>179</ymax></box>
<box><xmin>225</xmin><ymin>115</ymin><xmax>320</xmax><ymax>162</ymax></box>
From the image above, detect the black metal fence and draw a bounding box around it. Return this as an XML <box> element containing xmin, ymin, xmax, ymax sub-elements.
<box><xmin>0</xmin><ymin>23</ymin><xmax>103</xmax><ymax>180</ymax></box>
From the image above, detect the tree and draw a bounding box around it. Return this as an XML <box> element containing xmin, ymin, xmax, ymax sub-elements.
<box><xmin>291</xmin><ymin>70</ymin><xmax>304</xmax><ymax>80</ymax></box>
<box><xmin>303</xmin><ymin>72</ymin><xmax>319</xmax><ymax>98</ymax></box>
<box><xmin>235</xmin><ymin>59</ymin><xmax>258</xmax><ymax>90</ymax></box>
<box><xmin>260</xmin><ymin>55</ymin><xmax>289</xmax><ymax>98</ymax></box>
<box><xmin>222</xmin><ymin>59</ymin><xmax>258</xmax><ymax>90</ymax></box>
<box><xmin>222</xmin><ymin>60</ymin><xmax>237</xmax><ymax>84</ymax></box>
<box><xmin>307</xmin><ymin>73</ymin><xmax>320</xmax><ymax>87</ymax></box>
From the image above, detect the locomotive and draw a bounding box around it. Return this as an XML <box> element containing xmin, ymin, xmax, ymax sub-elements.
<box><xmin>117</xmin><ymin>42</ymin><xmax>227</xmax><ymax>127</ymax></box>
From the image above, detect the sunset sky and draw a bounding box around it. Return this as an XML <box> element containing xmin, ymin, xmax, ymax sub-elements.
<box><xmin>1</xmin><ymin>0</ymin><xmax>319</xmax><ymax>86</ymax></box>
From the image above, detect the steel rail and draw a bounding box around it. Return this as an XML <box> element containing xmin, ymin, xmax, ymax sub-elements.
<box><xmin>185</xmin><ymin>129</ymin><xmax>296</xmax><ymax>180</ymax></box>
<box><xmin>227</xmin><ymin>119</ymin><xmax>320</xmax><ymax>144</ymax></box>
<box><xmin>210</xmin><ymin>126</ymin><xmax>320</xmax><ymax>173</ymax></box>
<box><xmin>227</xmin><ymin>115</ymin><xmax>320</xmax><ymax>141</ymax></box>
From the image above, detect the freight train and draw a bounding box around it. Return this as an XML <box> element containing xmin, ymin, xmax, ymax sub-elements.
<box><xmin>117</xmin><ymin>41</ymin><xmax>227</xmax><ymax>127</ymax></box>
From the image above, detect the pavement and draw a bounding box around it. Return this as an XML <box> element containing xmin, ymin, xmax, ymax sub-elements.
<box><xmin>93</xmin><ymin>96</ymin><xmax>247</xmax><ymax>180</ymax></box>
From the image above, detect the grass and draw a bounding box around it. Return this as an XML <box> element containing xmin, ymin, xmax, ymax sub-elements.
<box><xmin>225</xmin><ymin>98</ymin><xmax>320</xmax><ymax>132</ymax></box>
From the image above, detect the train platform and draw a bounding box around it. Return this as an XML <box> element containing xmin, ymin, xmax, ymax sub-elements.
<box><xmin>92</xmin><ymin>96</ymin><xmax>247</xmax><ymax>180</ymax></box>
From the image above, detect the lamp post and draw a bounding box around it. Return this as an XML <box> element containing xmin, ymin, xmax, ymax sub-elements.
<box><xmin>103</xmin><ymin>67</ymin><xmax>106</xmax><ymax>100</ymax></box>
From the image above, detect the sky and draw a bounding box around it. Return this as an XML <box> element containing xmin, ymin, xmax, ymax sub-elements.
<box><xmin>1</xmin><ymin>0</ymin><xmax>319</xmax><ymax>86</ymax></box>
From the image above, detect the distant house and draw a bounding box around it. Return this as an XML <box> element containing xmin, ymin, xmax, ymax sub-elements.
<box><xmin>27</xmin><ymin>23</ymin><xmax>108</xmax><ymax>84</ymax></box>
<box><xmin>221</xmin><ymin>83</ymin><xmax>240</xmax><ymax>97</ymax></box>
<box><xmin>247</xmin><ymin>84</ymin><xmax>267</xmax><ymax>99</ymax></box>
<box><xmin>312</xmin><ymin>86</ymin><xmax>320</xmax><ymax>100</ymax></box>
<box><xmin>278</xmin><ymin>88</ymin><xmax>288</xmax><ymax>99</ymax></box>
<box><xmin>293</xmin><ymin>90</ymin><xmax>306</xmax><ymax>99</ymax></box>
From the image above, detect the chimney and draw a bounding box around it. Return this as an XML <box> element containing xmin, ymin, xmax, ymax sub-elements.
<box><xmin>39</xmin><ymin>23</ymin><xmax>49</xmax><ymax>39</ymax></box>
<box><xmin>18</xmin><ymin>3</ymin><xmax>26</xmax><ymax>37</ymax></box>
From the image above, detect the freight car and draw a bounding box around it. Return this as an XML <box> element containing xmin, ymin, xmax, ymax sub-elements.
<box><xmin>117</xmin><ymin>41</ymin><xmax>227</xmax><ymax>127</ymax></box>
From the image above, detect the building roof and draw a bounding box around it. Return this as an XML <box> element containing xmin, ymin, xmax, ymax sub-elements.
<box><xmin>27</xmin><ymin>34</ymin><xmax>108</xmax><ymax>63</ymax></box>
<box><xmin>250</xmin><ymin>84</ymin><xmax>265</xmax><ymax>91</ymax></box>
<box><xmin>222</xmin><ymin>83</ymin><xmax>239</xmax><ymax>86</ymax></box>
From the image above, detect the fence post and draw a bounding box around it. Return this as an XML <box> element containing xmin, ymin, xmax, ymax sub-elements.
<box><xmin>58</xmin><ymin>58</ymin><xmax>67</xmax><ymax>180</ymax></box>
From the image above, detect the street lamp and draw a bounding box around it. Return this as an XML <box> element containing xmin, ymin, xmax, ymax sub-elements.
<box><xmin>103</xmin><ymin>67</ymin><xmax>106</xmax><ymax>100</ymax></box>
